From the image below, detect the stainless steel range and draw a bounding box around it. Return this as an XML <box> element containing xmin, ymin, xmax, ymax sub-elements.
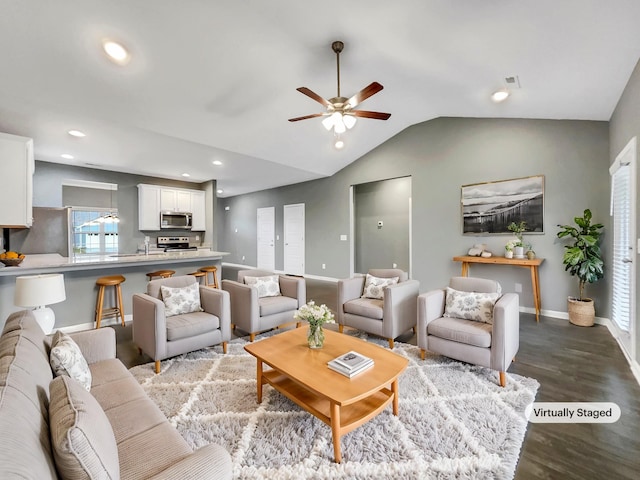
<box><xmin>156</xmin><ymin>236</ymin><xmax>197</xmax><ymax>252</ymax></box>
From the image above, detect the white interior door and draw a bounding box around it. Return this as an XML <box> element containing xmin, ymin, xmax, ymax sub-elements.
<box><xmin>257</xmin><ymin>207</ymin><xmax>275</xmax><ymax>271</ymax></box>
<box><xmin>610</xmin><ymin>137</ymin><xmax>636</xmax><ymax>358</ymax></box>
<box><xmin>284</xmin><ymin>204</ymin><xmax>305</xmax><ymax>275</ymax></box>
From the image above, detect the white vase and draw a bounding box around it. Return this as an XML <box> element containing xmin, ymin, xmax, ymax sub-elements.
<box><xmin>514</xmin><ymin>246</ymin><xmax>524</xmax><ymax>258</ymax></box>
<box><xmin>505</xmin><ymin>250</ymin><xmax>513</xmax><ymax>259</ymax></box>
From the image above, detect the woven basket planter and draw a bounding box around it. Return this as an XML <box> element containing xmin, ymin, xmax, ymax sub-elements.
<box><xmin>568</xmin><ymin>297</ymin><xmax>595</xmax><ymax>327</ymax></box>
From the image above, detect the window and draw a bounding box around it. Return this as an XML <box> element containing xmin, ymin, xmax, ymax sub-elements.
<box><xmin>70</xmin><ymin>208</ymin><xmax>119</xmax><ymax>255</ymax></box>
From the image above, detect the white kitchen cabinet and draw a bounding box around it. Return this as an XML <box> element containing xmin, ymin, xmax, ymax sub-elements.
<box><xmin>160</xmin><ymin>189</ymin><xmax>191</xmax><ymax>212</ymax></box>
<box><xmin>190</xmin><ymin>190</ymin><xmax>206</xmax><ymax>231</ymax></box>
<box><xmin>0</xmin><ymin>132</ymin><xmax>34</xmax><ymax>228</ymax></box>
<box><xmin>137</xmin><ymin>184</ymin><xmax>161</xmax><ymax>230</ymax></box>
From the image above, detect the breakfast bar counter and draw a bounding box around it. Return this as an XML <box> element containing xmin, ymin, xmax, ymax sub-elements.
<box><xmin>0</xmin><ymin>250</ymin><xmax>229</xmax><ymax>331</ymax></box>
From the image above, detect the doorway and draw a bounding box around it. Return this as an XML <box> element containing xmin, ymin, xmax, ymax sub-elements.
<box><xmin>609</xmin><ymin>137</ymin><xmax>636</xmax><ymax>359</ymax></box>
<box><xmin>256</xmin><ymin>207</ymin><xmax>275</xmax><ymax>271</ymax></box>
<box><xmin>284</xmin><ymin>203</ymin><xmax>305</xmax><ymax>275</ymax></box>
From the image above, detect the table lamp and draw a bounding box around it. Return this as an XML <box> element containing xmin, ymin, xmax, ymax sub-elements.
<box><xmin>14</xmin><ymin>274</ymin><xmax>66</xmax><ymax>334</ymax></box>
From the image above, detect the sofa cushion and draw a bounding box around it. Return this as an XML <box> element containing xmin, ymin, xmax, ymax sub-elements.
<box><xmin>427</xmin><ymin>316</ymin><xmax>493</xmax><ymax>348</ymax></box>
<box><xmin>361</xmin><ymin>274</ymin><xmax>399</xmax><ymax>300</ymax></box>
<box><xmin>49</xmin><ymin>375</ymin><xmax>120</xmax><ymax>480</ymax></box>
<box><xmin>166</xmin><ymin>311</ymin><xmax>220</xmax><ymax>341</ymax></box>
<box><xmin>259</xmin><ymin>295</ymin><xmax>298</xmax><ymax>317</ymax></box>
<box><xmin>444</xmin><ymin>287</ymin><xmax>500</xmax><ymax>324</ymax></box>
<box><xmin>244</xmin><ymin>275</ymin><xmax>281</xmax><ymax>298</ymax></box>
<box><xmin>160</xmin><ymin>282</ymin><xmax>203</xmax><ymax>317</ymax></box>
<box><xmin>50</xmin><ymin>331</ymin><xmax>92</xmax><ymax>391</ymax></box>
<box><xmin>344</xmin><ymin>297</ymin><xmax>384</xmax><ymax>320</ymax></box>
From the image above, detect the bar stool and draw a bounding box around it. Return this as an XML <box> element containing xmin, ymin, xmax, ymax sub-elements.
<box><xmin>146</xmin><ymin>270</ymin><xmax>175</xmax><ymax>281</ymax></box>
<box><xmin>95</xmin><ymin>275</ymin><xmax>126</xmax><ymax>329</ymax></box>
<box><xmin>188</xmin><ymin>271</ymin><xmax>207</xmax><ymax>285</ymax></box>
<box><xmin>199</xmin><ymin>266</ymin><xmax>219</xmax><ymax>288</ymax></box>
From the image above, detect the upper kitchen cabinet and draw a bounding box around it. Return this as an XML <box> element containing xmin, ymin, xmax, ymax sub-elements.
<box><xmin>138</xmin><ymin>184</ymin><xmax>206</xmax><ymax>231</ymax></box>
<box><xmin>0</xmin><ymin>133</ymin><xmax>34</xmax><ymax>228</ymax></box>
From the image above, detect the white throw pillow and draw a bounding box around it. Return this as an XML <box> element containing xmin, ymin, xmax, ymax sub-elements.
<box><xmin>361</xmin><ymin>274</ymin><xmax>399</xmax><ymax>300</ymax></box>
<box><xmin>244</xmin><ymin>275</ymin><xmax>281</xmax><ymax>298</ymax></box>
<box><xmin>160</xmin><ymin>282</ymin><xmax>203</xmax><ymax>317</ymax></box>
<box><xmin>50</xmin><ymin>331</ymin><xmax>92</xmax><ymax>392</ymax></box>
<box><xmin>444</xmin><ymin>287</ymin><xmax>501</xmax><ymax>324</ymax></box>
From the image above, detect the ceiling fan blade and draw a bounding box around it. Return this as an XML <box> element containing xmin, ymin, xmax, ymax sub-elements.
<box><xmin>296</xmin><ymin>87</ymin><xmax>331</xmax><ymax>107</ymax></box>
<box><xmin>346</xmin><ymin>82</ymin><xmax>384</xmax><ymax>108</ymax></box>
<box><xmin>350</xmin><ymin>110</ymin><xmax>391</xmax><ymax>120</ymax></box>
<box><xmin>288</xmin><ymin>113</ymin><xmax>325</xmax><ymax>122</ymax></box>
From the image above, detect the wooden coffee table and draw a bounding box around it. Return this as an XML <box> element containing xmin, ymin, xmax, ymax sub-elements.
<box><xmin>244</xmin><ymin>327</ymin><xmax>409</xmax><ymax>463</ymax></box>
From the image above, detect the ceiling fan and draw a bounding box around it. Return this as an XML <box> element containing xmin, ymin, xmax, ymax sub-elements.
<box><xmin>288</xmin><ymin>41</ymin><xmax>391</xmax><ymax>134</ymax></box>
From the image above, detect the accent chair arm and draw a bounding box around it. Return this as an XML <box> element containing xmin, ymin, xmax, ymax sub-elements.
<box><xmin>279</xmin><ymin>275</ymin><xmax>306</xmax><ymax>307</ymax></box>
<box><xmin>490</xmin><ymin>292</ymin><xmax>520</xmax><ymax>371</ymax></box>
<box><xmin>221</xmin><ymin>279</ymin><xmax>259</xmax><ymax>333</ymax></box>
<box><xmin>200</xmin><ymin>287</ymin><xmax>231</xmax><ymax>342</ymax></box>
<box><xmin>382</xmin><ymin>279</ymin><xmax>420</xmax><ymax>338</ymax></box>
<box><xmin>132</xmin><ymin>293</ymin><xmax>168</xmax><ymax>361</ymax></box>
<box><xmin>146</xmin><ymin>443</ymin><xmax>232</xmax><ymax>480</ymax></box>
<box><xmin>336</xmin><ymin>276</ymin><xmax>365</xmax><ymax>324</ymax></box>
<box><xmin>417</xmin><ymin>289</ymin><xmax>446</xmax><ymax>349</ymax></box>
<box><xmin>68</xmin><ymin>327</ymin><xmax>116</xmax><ymax>364</ymax></box>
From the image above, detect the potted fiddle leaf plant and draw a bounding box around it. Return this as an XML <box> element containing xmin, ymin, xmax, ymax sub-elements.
<box><xmin>556</xmin><ymin>209</ymin><xmax>604</xmax><ymax>326</ymax></box>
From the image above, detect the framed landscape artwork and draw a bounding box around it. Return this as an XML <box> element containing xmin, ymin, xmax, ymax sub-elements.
<box><xmin>461</xmin><ymin>175</ymin><xmax>544</xmax><ymax>235</ymax></box>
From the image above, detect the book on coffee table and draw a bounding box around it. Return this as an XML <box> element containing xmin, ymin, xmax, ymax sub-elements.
<box><xmin>328</xmin><ymin>351</ymin><xmax>374</xmax><ymax>378</ymax></box>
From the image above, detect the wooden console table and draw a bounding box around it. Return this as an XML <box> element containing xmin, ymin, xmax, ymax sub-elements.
<box><xmin>452</xmin><ymin>255</ymin><xmax>544</xmax><ymax>322</ymax></box>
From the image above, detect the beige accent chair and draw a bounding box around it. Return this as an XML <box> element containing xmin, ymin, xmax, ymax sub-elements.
<box><xmin>417</xmin><ymin>276</ymin><xmax>519</xmax><ymax>387</ymax></box>
<box><xmin>221</xmin><ymin>269</ymin><xmax>306</xmax><ymax>341</ymax></box>
<box><xmin>133</xmin><ymin>275</ymin><xmax>231</xmax><ymax>373</ymax></box>
<box><xmin>337</xmin><ymin>268</ymin><xmax>419</xmax><ymax>348</ymax></box>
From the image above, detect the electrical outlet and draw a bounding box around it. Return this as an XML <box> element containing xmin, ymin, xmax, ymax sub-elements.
<box><xmin>195</xmin><ymin>235</ymin><xmax>200</xmax><ymax>241</ymax></box>
<box><xmin>322</xmin><ymin>263</ymin><xmax>326</xmax><ymax>269</ymax></box>
<box><xmin>515</xmin><ymin>283</ymin><xmax>522</xmax><ymax>293</ymax></box>
<box><xmin>242</xmin><ymin>255</ymin><xmax>245</xmax><ymax>261</ymax></box>
<box><xmin>393</xmin><ymin>263</ymin><xmax>397</xmax><ymax>268</ymax></box>
<box><xmin>340</xmin><ymin>234</ymin><xmax>347</xmax><ymax>241</ymax></box>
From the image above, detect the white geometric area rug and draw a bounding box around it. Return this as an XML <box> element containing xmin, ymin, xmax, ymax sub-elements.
<box><xmin>129</xmin><ymin>333</ymin><xmax>539</xmax><ymax>480</ymax></box>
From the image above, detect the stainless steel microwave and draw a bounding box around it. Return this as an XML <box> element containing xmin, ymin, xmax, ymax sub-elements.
<box><xmin>160</xmin><ymin>212</ymin><xmax>192</xmax><ymax>230</ymax></box>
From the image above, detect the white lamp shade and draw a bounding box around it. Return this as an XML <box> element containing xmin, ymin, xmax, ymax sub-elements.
<box><xmin>14</xmin><ymin>274</ymin><xmax>66</xmax><ymax>308</ymax></box>
<box><xmin>343</xmin><ymin>114</ymin><xmax>357</xmax><ymax>129</ymax></box>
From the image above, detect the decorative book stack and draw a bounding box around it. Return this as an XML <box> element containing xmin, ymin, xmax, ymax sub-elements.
<box><xmin>328</xmin><ymin>351</ymin><xmax>374</xmax><ymax>378</ymax></box>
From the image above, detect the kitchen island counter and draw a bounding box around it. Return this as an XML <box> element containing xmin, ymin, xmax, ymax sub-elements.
<box><xmin>0</xmin><ymin>251</ymin><xmax>229</xmax><ymax>331</ymax></box>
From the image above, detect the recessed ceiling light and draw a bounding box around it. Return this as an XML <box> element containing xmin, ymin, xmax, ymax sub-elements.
<box><xmin>491</xmin><ymin>90</ymin><xmax>510</xmax><ymax>103</ymax></box>
<box><xmin>67</xmin><ymin>130</ymin><xmax>86</xmax><ymax>138</ymax></box>
<box><xmin>212</xmin><ymin>160</ymin><xmax>223</xmax><ymax>166</ymax></box>
<box><xmin>181</xmin><ymin>173</ymin><xmax>190</xmax><ymax>177</ymax></box>
<box><xmin>61</xmin><ymin>154</ymin><xmax>74</xmax><ymax>160</ymax></box>
<box><xmin>217</xmin><ymin>189</ymin><xmax>223</xmax><ymax>194</ymax></box>
<box><xmin>102</xmin><ymin>40</ymin><xmax>130</xmax><ymax>65</ymax></box>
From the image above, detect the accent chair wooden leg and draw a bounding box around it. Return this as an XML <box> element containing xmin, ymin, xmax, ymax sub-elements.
<box><xmin>154</xmin><ymin>361</ymin><xmax>161</xmax><ymax>374</ymax></box>
<box><xmin>499</xmin><ymin>371</ymin><xmax>506</xmax><ymax>387</ymax></box>
<box><xmin>388</xmin><ymin>338</ymin><xmax>394</xmax><ymax>349</ymax></box>
<box><xmin>296</xmin><ymin>322</ymin><xmax>301</xmax><ymax>328</ymax></box>
<box><xmin>412</xmin><ymin>326</ymin><xmax>416</xmax><ymax>334</ymax></box>
<box><xmin>138</xmin><ymin>347</ymin><xmax>142</xmax><ymax>355</ymax></box>
<box><xmin>420</xmin><ymin>349</ymin><xmax>426</xmax><ymax>360</ymax></box>
<box><xmin>249</xmin><ymin>333</ymin><xmax>256</xmax><ymax>342</ymax></box>
<box><xmin>231</xmin><ymin>323</ymin><xmax>235</xmax><ymax>330</ymax></box>
<box><xmin>513</xmin><ymin>356</ymin><xmax>516</xmax><ymax>362</ymax></box>
<box><xmin>222</xmin><ymin>342</ymin><xmax>228</xmax><ymax>354</ymax></box>
<box><xmin>338</xmin><ymin>324</ymin><xmax>344</xmax><ymax>333</ymax></box>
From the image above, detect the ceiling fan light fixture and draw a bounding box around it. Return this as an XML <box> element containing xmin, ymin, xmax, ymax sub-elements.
<box><xmin>322</xmin><ymin>116</ymin><xmax>334</xmax><ymax>131</ymax></box>
<box><xmin>334</xmin><ymin>138</ymin><xmax>345</xmax><ymax>150</ymax></box>
<box><xmin>343</xmin><ymin>114</ymin><xmax>357</xmax><ymax>129</ymax></box>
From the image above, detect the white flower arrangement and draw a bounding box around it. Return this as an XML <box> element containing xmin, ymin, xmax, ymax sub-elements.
<box><xmin>293</xmin><ymin>301</ymin><xmax>335</xmax><ymax>328</ymax></box>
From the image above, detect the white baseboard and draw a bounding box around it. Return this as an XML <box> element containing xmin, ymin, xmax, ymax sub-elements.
<box><xmin>58</xmin><ymin>314</ymin><xmax>132</xmax><ymax>334</ymax></box>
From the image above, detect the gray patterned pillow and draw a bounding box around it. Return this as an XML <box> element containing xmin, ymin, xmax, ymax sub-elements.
<box><xmin>244</xmin><ymin>275</ymin><xmax>281</xmax><ymax>298</ymax></box>
<box><xmin>50</xmin><ymin>331</ymin><xmax>92</xmax><ymax>391</ymax></box>
<box><xmin>444</xmin><ymin>287</ymin><xmax>501</xmax><ymax>324</ymax></box>
<box><xmin>361</xmin><ymin>274</ymin><xmax>399</xmax><ymax>300</ymax></box>
<box><xmin>160</xmin><ymin>282</ymin><xmax>203</xmax><ymax>317</ymax></box>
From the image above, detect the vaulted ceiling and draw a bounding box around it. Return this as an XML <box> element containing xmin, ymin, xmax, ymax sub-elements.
<box><xmin>1</xmin><ymin>1</ymin><xmax>639</xmax><ymax>197</ymax></box>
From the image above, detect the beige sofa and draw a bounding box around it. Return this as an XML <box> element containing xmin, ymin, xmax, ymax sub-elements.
<box><xmin>0</xmin><ymin>310</ymin><xmax>232</xmax><ymax>479</ymax></box>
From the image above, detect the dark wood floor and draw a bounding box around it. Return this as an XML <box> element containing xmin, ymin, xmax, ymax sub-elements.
<box><xmin>115</xmin><ymin>277</ymin><xmax>640</xmax><ymax>480</ymax></box>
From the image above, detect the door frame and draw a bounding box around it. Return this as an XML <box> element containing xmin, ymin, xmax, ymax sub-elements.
<box><xmin>283</xmin><ymin>203</ymin><xmax>305</xmax><ymax>275</ymax></box>
<box><xmin>256</xmin><ymin>206</ymin><xmax>275</xmax><ymax>271</ymax></box>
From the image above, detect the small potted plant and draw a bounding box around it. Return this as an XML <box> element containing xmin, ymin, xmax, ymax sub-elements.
<box><xmin>293</xmin><ymin>300</ymin><xmax>335</xmax><ymax>348</ymax></box>
<box><xmin>504</xmin><ymin>241</ymin><xmax>515</xmax><ymax>259</ymax></box>
<box><xmin>556</xmin><ymin>209</ymin><xmax>604</xmax><ymax>326</ymax></box>
<box><xmin>507</xmin><ymin>221</ymin><xmax>527</xmax><ymax>257</ymax></box>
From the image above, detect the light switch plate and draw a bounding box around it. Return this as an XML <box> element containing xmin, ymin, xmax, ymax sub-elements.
<box><xmin>340</xmin><ymin>234</ymin><xmax>347</xmax><ymax>241</ymax></box>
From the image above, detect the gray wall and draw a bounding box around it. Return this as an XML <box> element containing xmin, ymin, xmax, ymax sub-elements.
<box><xmin>609</xmin><ymin>57</ymin><xmax>640</xmax><ymax>365</ymax></box>
<box><xmin>355</xmin><ymin>177</ymin><xmax>411</xmax><ymax>273</ymax></box>
<box><xmin>219</xmin><ymin>117</ymin><xmax>610</xmax><ymax>316</ymax></box>
<box><xmin>23</xmin><ymin>161</ymin><xmax>214</xmax><ymax>253</ymax></box>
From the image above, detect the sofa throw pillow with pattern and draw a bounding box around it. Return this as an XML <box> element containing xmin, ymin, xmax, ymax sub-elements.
<box><xmin>444</xmin><ymin>287</ymin><xmax>501</xmax><ymax>324</ymax></box>
<box><xmin>160</xmin><ymin>282</ymin><xmax>203</xmax><ymax>317</ymax></box>
<box><xmin>361</xmin><ymin>274</ymin><xmax>399</xmax><ymax>300</ymax></box>
<box><xmin>244</xmin><ymin>275</ymin><xmax>281</xmax><ymax>298</ymax></box>
<box><xmin>50</xmin><ymin>331</ymin><xmax>92</xmax><ymax>391</ymax></box>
